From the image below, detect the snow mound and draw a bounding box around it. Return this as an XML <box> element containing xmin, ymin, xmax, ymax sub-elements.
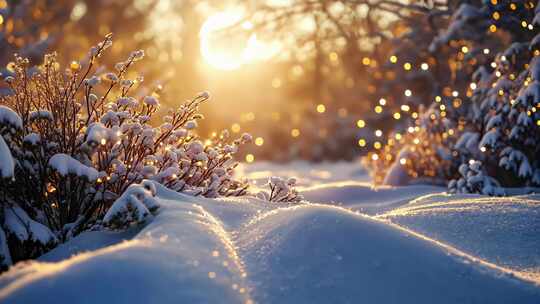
<box><xmin>1</xmin><ymin>183</ymin><xmax>539</xmax><ymax>303</ymax></box>
<box><xmin>301</xmin><ymin>182</ymin><xmax>443</xmax><ymax>214</ymax></box>
<box><xmin>0</xmin><ymin>188</ymin><xmax>253</xmax><ymax>304</ymax></box>
<box><xmin>238</xmin><ymin>204</ymin><xmax>540</xmax><ymax>303</ymax></box>
<box><xmin>378</xmin><ymin>193</ymin><xmax>540</xmax><ymax>281</ymax></box>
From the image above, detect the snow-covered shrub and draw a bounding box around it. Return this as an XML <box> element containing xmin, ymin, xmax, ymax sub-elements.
<box><xmin>102</xmin><ymin>180</ymin><xmax>159</xmax><ymax>229</ymax></box>
<box><xmin>368</xmin><ymin>1</ymin><xmax>540</xmax><ymax>194</ymax></box>
<box><xmin>364</xmin><ymin>103</ymin><xmax>458</xmax><ymax>186</ymax></box>
<box><xmin>0</xmin><ymin>34</ymin><xmax>250</xmax><ymax>269</ymax></box>
<box><xmin>257</xmin><ymin>176</ymin><xmax>304</xmax><ymax>203</ymax></box>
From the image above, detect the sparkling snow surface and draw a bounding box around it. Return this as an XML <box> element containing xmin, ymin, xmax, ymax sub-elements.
<box><xmin>0</xmin><ymin>162</ymin><xmax>539</xmax><ymax>303</ymax></box>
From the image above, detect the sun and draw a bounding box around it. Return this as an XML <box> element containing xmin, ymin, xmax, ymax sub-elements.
<box><xmin>200</xmin><ymin>8</ymin><xmax>279</xmax><ymax>71</ymax></box>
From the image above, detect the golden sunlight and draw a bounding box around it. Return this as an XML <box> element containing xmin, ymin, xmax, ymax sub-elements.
<box><xmin>200</xmin><ymin>8</ymin><xmax>280</xmax><ymax>70</ymax></box>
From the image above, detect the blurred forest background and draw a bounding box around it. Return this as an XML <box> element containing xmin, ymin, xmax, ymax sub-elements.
<box><xmin>0</xmin><ymin>0</ymin><xmax>449</xmax><ymax>161</ymax></box>
<box><xmin>2</xmin><ymin>0</ymin><xmax>539</xmax><ymax>190</ymax></box>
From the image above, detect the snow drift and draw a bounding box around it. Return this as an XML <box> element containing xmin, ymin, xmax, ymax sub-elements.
<box><xmin>0</xmin><ymin>182</ymin><xmax>538</xmax><ymax>303</ymax></box>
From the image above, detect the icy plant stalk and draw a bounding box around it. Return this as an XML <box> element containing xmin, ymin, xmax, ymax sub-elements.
<box><xmin>257</xmin><ymin>176</ymin><xmax>304</xmax><ymax>203</ymax></box>
<box><xmin>0</xmin><ymin>34</ymin><xmax>250</xmax><ymax>269</ymax></box>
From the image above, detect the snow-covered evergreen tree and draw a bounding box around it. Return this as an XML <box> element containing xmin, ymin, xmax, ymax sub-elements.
<box><xmin>370</xmin><ymin>1</ymin><xmax>540</xmax><ymax>194</ymax></box>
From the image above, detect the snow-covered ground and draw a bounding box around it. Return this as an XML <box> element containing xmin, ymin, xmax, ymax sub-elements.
<box><xmin>0</xmin><ymin>162</ymin><xmax>539</xmax><ymax>303</ymax></box>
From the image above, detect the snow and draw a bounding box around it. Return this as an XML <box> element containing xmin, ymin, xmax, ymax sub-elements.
<box><xmin>486</xmin><ymin>115</ymin><xmax>502</xmax><ymax>130</ymax></box>
<box><xmin>22</xmin><ymin>133</ymin><xmax>40</xmax><ymax>146</ymax></box>
<box><xmin>102</xmin><ymin>181</ymin><xmax>160</xmax><ymax>228</ymax></box>
<box><xmin>382</xmin><ymin>148</ymin><xmax>414</xmax><ymax>186</ymax></box>
<box><xmin>185</xmin><ymin>120</ymin><xmax>197</xmax><ymax>130</ymax></box>
<box><xmin>0</xmin><ymin>106</ymin><xmax>22</xmax><ymax>130</ymax></box>
<box><xmin>0</xmin><ymin>135</ymin><xmax>14</xmax><ymax>179</ymax></box>
<box><xmin>3</xmin><ymin>206</ymin><xmax>56</xmax><ymax>245</ymax></box>
<box><xmin>517</xmin><ymin>81</ymin><xmax>540</xmax><ymax>106</ymax></box>
<box><xmin>378</xmin><ymin>193</ymin><xmax>540</xmax><ymax>282</ymax></box>
<box><xmin>455</xmin><ymin>131</ymin><xmax>480</xmax><ymax>152</ymax></box>
<box><xmin>143</xmin><ymin>96</ymin><xmax>159</xmax><ymax>107</ymax></box>
<box><xmin>48</xmin><ymin>154</ymin><xmax>99</xmax><ymax>181</ymax></box>
<box><xmin>479</xmin><ymin>129</ymin><xmax>499</xmax><ymax>148</ymax></box>
<box><xmin>28</xmin><ymin>110</ymin><xmax>53</xmax><ymax>121</ymax></box>
<box><xmin>0</xmin><ymin>162</ymin><xmax>539</xmax><ymax>303</ymax></box>
<box><xmin>530</xmin><ymin>57</ymin><xmax>540</xmax><ymax>81</ymax></box>
<box><xmin>85</xmin><ymin>122</ymin><xmax>119</xmax><ymax>145</ymax></box>
<box><xmin>518</xmin><ymin>111</ymin><xmax>532</xmax><ymax>126</ymax></box>
<box><xmin>0</xmin><ymin>228</ymin><xmax>12</xmax><ymax>267</ymax></box>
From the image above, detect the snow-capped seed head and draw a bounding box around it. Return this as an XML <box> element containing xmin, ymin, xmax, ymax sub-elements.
<box><xmin>223</xmin><ymin>145</ymin><xmax>237</xmax><ymax>154</ymax></box>
<box><xmin>214</xmin><ymin>168</ymin><xmax>226</xmax><ymax>176</ymax></box>
<box><xmin>88</xmin><ymin>94</ymin><xmax>98</xmax><ymax>104</ymax></box>
<box><xmin>195</xmin><ymin>152</ymin><xmax>208</xmax><ymax>162</ymax></box>
<box><xmin>174</xmin><ymin>129</ymin><xmax>188</xmax><ymax>138</ymax></box>
<box><xmin>129</xmin><ymin>50</ymin><xmax>145</xmax><ymax>62</ymax></box>
<box><xmin>160</xmin><ymin>122</ymin><xmax>173</xmax><ymax>131</ymax></box>
<box><xmin>4</xmin><ymin>76</ymin><xmax>14</xmax><ymax>83</ymax></box>
<box><xmin>270</xmin><ymin>176</ymin><xmax>283</xmax><ymax>185</ymax></box>
<box><xmin>90</xmin><ymin>46</ymin><xmax>99</xmax><ymax>57</ymax></box>
<box><xmin>121</xmin><ymin>79</ymin><xmax>134</xmax><ymax>87</ymax></box>
<box><xmin>117</xmin><ymin>97</ymin><xmax>132</xmax><ymax>107</ymax></box>
<box><xmin>103</xmin><ymin>72</ymin><xmax>118</xmax><ymax>82</ymax></box>
<box><xmin>163</xmin><ymin>115</ymin><xmax>173</xmax><ymax>123</ymax></box>
<box><xmin>85</xmin><ymin>75</ymin><xmax>101</xmax><ymax>86</ymax></box>
<box><xmin>287</xmin><ymin>177</ymin><xmax>297</xmax><ymax>186</ymax></box>
<box><xmin>199</xmin><ymin>91</ymin><xmax>210</xmax><ymax>100</ymax></box>
<box><xmin>185</xmin><ymin>120</ymin><xmax>198</xmax><ymax>130</ymax></box>
<box><xmin>139</xmin><ymin>115</ymin><xmax>150</xmax><ymax>123</ymax></box>
<box><xmin>143</xmin><ymin>96</ymin><xmax>159</xmax><ymax>107</ymax></box>
<box><xmin>188</xmin><ymin>140</ymin><xmax>204</xmax><ymax>154</ymax></box>
<box><xmin>241</xmin><ymin>133</ymin><xmax>253</xmax><ymax>143</ymax></box>
<box><xmin>207</xmin><ymin>148</ymin><xmax>219</xmax><ymax>159</ymax></box>
<box><xmin>114</xmin><ymin>62</ymin><xmax>126</xmax><ymax>71</ymax></box>
<box><xmin>98</xmin><ymin>39</ymin><xmax>113</xmax><ymax>52</ymax></box>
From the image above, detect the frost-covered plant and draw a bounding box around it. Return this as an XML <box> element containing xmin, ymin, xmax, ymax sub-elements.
<box><xmin>257</xmin><ymin>176</ymin><xmax>304</xmax><ymax>203</ymax></box>
<box><xmin>364</xmin><ymin>103</ymin><xmax>458</xmax><ymax>186</ymax></box>
<box><xmin>0</xmin><ymin>34</ymin><xmax>250</xmax><ymax>269</ymax></box>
